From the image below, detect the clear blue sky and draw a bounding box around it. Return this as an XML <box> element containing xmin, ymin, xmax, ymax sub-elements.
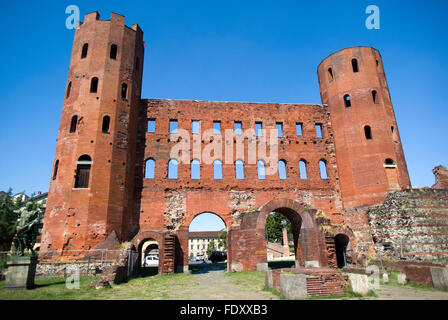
<box><xmin>1</xmin><ymin>0</ymin><xmax>447</xmax><ymax>197</ymax></box>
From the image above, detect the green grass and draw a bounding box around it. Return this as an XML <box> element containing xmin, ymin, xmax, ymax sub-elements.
<box><xmin>0</xmin><ymin>272</ymin><xmax>199</xmax><ymax>300</ymax></box>
<box><xmin>381</xmin><ymin>270</ymin><xmax>436</xmax><ymax>291</ymax></box>
<box><xmin>224</xmin><ymin>270</ymin><xmax>281</xmax><ymax>300</ymax></box>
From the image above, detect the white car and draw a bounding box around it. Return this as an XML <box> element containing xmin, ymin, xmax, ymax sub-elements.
<box><xmin>143</xmin><ymin>254</ymin><xmax>159</xmax><ymax>266</ymax></box>
<box><xmin>195</xmin><ymin>254</ymin><xmax>204</xmax><ymax>262</ymax></box>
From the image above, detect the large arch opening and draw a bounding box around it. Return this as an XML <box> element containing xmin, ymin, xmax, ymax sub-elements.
<box><xmin>188</xmin><ymin>212</ymin><xmax>227</xmax><ymax>273</ymax></box>
<box><xmin>335</xmin><ymin>234</ymin><xmax>350</xmax><ymax>268</ymax></box>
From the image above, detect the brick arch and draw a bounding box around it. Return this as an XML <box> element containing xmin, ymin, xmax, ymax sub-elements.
<box><xmin>131</xmin><ymin>230</ymin><xmax>164</xmax><ymax>252</ymax></box>
<box><xmin>331</xmin><ymin>226</ymin><xmax>357</xmax><ymax>267</ymax></box>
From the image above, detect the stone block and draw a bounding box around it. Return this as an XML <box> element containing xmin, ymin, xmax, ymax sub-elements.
<box><xmin>430</xmin><ymin>267</ymin><xmax>448</xmax><ymax>291</ymax></box>
<box><xmin>279</xmin><ymin>273</ymin><xmax>308</xmax><ymax>300</ymax></box>
<box><xmin>265</xmin><ymin>269</ymin><xmax>273</xmax><ymax>289</ymax></box>
<box><xmin>257</xmin><ymin>263</ymin><xmax>269</xmax><ymax>271</ymax></box>
<box><xmin>397</xmin><ymin>273</ymin><xmax>407</xmax><ymax>285</ymax></box>
<box><xmin>382</xmin><ymin>273</ymin><xmax>389</xmax><ymax>283</ymax></box>
<box><xmin>3</xmin><ymin>256</ymin><xmax>38</xmax><ymax>290</ymax></box>
<box><xmin>305</xmin><ymin>260</ymin><xmax>319</xmax><ymax>268</ymax></box>
<box><xmin>348</xmin><ymin>273</ymin><xmax>369</xmax><ymax>295</ymax></box>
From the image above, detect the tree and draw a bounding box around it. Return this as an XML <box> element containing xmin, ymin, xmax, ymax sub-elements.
<box><xmin>207</xmin><ymin>239</ymin><xmax>217</xmax><ymax>255</ymax></box>
<box><xmin>0</xmin><ymin>189</ymin><xmax>20</xmax><ymax>251</ymax></box>
<box><xmin>218</xmin><ymin>231</ymin><xmax>227</xmax><ymax>251</ymax></box>
<box><xmin>265</xmin><ymin>211</ymin><xmax>291</xmax><ymax>243</ymax></box>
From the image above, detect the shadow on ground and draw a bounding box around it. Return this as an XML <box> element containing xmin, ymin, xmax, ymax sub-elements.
<box><xmin>189</xmin><ymin>262</ymin><xmax>227</xmax><ymax>274</ymax></box>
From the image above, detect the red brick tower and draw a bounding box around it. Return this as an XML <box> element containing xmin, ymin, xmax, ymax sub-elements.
<box><xmin>40</xmin><ymin>12</ymin><xmax>144</xmax><ymax>253</ymax></box>
<box><xmin>318</xmin><ymin>47</ymin><xmax>411</xmax><ymax>208</ymax></box>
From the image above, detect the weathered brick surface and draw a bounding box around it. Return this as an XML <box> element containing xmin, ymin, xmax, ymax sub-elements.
<box><xmin>432</xmin><ymin>166</ymin><xmax>448</xmax><ymax>189</ymax></box>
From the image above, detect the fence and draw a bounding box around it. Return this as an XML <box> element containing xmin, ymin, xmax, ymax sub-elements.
<box><xmin>0</xmin><ymin>249</ymin><xmax>139</xmax><ymax>279</ymax></box>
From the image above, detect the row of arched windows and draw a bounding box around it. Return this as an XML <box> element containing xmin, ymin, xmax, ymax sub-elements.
<box><xmin>68</xmin><ymin>115</ymin><xmax>110</xmax><ymax>134</ymax></box>
<box><xmin>327</xmin><ymin>58</ymin><xmax>381</xmax><ymax>82</ymax></box>
<box><xmin>65</xmin><ymin>78</ymin><xmax>128</xmax><ymax>100</ymax></box>
<box><xmin>144</xmin><ymin>159</ymin><xmax>329</xmax><ymax>180</ymax></box>
<box><xmin>343</xmin><ymin>90</ymin><xmax>379</xmax><ymax>108</ymax></box>
<box><xmin>80</xmin><ymin>43</ymin><xmax>140</xmax><ymax>70</ymax></box>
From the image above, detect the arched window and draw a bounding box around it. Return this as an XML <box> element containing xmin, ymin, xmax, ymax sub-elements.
<box><xmin>319</xmin><ymin>160</ymin><xmax>328</xmax><ymax>179</ymax></box>
<box><xmin>372</xmin><ymin>90</ymin><xmax>378</xmax><ymax>104</ymax></box>
<box><xmin>278</xmin><ymin>160</ymin><xmax>287</xmax><ymax>180</ymax></box>
<box><xmin>102</xmin><ymin>116</ymin><xmax>110</xmax><ymax>133</ymax></box>
<box><xmin>110</xmin><ymin>44</ymin><xmax>117</xmax><ymax>59</ymax></box>
<box><xmin>66</xmin><ymin>81</ymin><xmax>72</xmax><ymax>98</ymax></box>
<box><xmin>69</xmin><ymin>115</ymin><xmax>78</xmax><ymax>133</ymax></box>
<box><xmin>299</xmin><ymin>160</ymin><xmax>307</xmax><ymax>179</ymax></box>
<box><xmin>74</xmin><ymin>155</ymin><xmax>92</xmax><ymax>188</ymax></box>
<box><xmin>344</xmin><ymin>94</ymin><xmax>351</xmax><ymax>108</ymax></box>
<box><xmin>145</xmin><ymin>159</ymin><xmax>155</xmax><ymax>179</ymax></box>
<box><xmin>328</xmin><ymin>67</ymin><xmax>334</xmax><ymax>81</ymax></box>
<box><xmin>81</xmin><ymin>43</ymin><xmax>88</xmax><ymax>59</ymax></box>
<box><xmin>191</xmin><ymin>159</ymin><xmax>200</xmax><ymax>180</ymax></box>
<box><xmin>90</xmin><ymin>77</ymin><xmax>98</xmax><ymax>93</ymax></box>
<box><xmin>52</xmin><ymin>160</ymin><xmax>59</xmax><ymax>180</ymax></box>
<box><xmin>257</xmin><ymin>160</ymin><xmax>266</xmax><ymax>180</ymax></box>
<box><xmin>235</xmin><ymin>160</ymin><xmax>244</xmax><ymax>179</ymax></box>
<box><xmin>351</xmin><ymin>58</ymin><xmax>359</xmax><ymax>73</ymax></box>
<box><xmin>384</xmin><ymin>158</ymin><xmax>396</xmax><ymax>168</ymax></box>
<box><xmin>213</xmin><ymin>160</ymin><xmax>222</xmax><ymax>179</ymax></box>
<box><xmin>121</xmin><ymin>83</ymin><xmax>128</xmax><ymax>99</ymax></box>
<box><xmin>168</xmin><ymin>159</ymin><xmax>178</xmax><ymax>179</ymax></box>
<box><xmin>364</xmin><ymin>125</ymin><xmax>372</xmax><ymax>140</ymax></box>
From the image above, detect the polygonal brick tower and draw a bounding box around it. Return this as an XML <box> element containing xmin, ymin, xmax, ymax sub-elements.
<box><xmin>40</xmin><ymin>12</ymin><xmax>144</xmax><ymax>253</ymax></box>
<box><xmin>317</xmin><ymin>47</ymin><xmax>411</xmax><ymax>208</ymax></box>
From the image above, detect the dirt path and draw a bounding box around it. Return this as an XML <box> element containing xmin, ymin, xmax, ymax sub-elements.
<box><xmin>372</xmin><ymin>285</ymin><xmax>448</xmax><ymax>300</ymax></box>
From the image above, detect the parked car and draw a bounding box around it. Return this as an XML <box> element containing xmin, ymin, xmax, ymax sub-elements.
<box><xmin>143</xmin><ymin>254</ymin><xmax>159</xmax><ymax>266</ymax></box>
<box><xmin>195</xmin><ymin>253</ymin><xmax>205</xmax><ymax>262</ymax></box>
<box><xmin>208</xmin><ymin>251</ymin><xmax>227</xmax><ymax>263</ymax></box>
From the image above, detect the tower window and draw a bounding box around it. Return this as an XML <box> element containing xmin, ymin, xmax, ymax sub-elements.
<box><xmin>372</xmin><ymin>90</ymin><xmax>379</xmax><ymax>104</ymax></box>
<box><xmin>74</xmin><ymin>155</ymin><xmax>92</xmax><ymax>188</ymax></box>
<box><xmin>102</xmin><ymin>116</ymin><xmax>110</xmax><ymax>133</ymax></box>
<box><xmin>69</xmin><ymin>115</ymin><xmax>78</xmax><ymax>133</ymax></box>
<box><xmin>191</xmin><ymin>120</ymin><xmax>200</xmax><ymax>134</ymax></box>
<box><xmin>121</xmin><ymin>83</ymin><xmax>128</xmax><ymax>100</ymax></box>
<box><xmin>257</xmin><ymin>160</ymin><xmax>266</xmax><ymax>179</ymax></box>
<box><xmin>255</xmin><ymin>122</ymin><xmax>263</xmax><ymax>137</ymax></box>
<box><xmin>235</xmin><ymin>160</ymin><xmax>244</xmax><ymax>179</ymax></box>
<box><xmin>52</xmin><ymin>160</ymin><xmax>59</xmax><ymax>180</ymax></box>
<box><xmin>364</xmin><ymin>125</ymin><xmax>373</xmax><ymax>140</ymax></box>
<box><xmin>213</xmin><ymin>160</ymin><xmax>223</xmax><ymax>179</ymax></box>
<box><xmin>296</xmin><ymin>123</ymin><xmax>303</xmax><ymax>136</ymax></box>
<box><xmin>168</xmin><ymin>159</ymin><xmax>178</xmax><ymax>179</ymax></box>
<box><xmin>278</xmin><ymin>160</ymin><xmax>287</xmax><ymax>180</ymax></box>
<box><xmin>299</xmin><ymin>160</ymin><xmax>307</xmax><ymax>179</ymax></box>
<box><xmin>81</xmin><ymin>43</ymin><xmax>88</xmax><ymax>59</ymax></box>
<box><xmin>276</xmin><ymin>122</ymin><xmax>283</xmax><ymax>138</ymax></box>
<box><xmin>213</xmin><ymin>121</ymin><xmax>221</xmax><ymax>135</ymax></box>
<box><xmin>147</xmin><ymin>119</ymin><xmax>156</xmax><ymax>133</ymax></box>
<box><xmin>328</xmin><ymin>67</ymin><xmax>334</xmax><ymax>81</ymax></box>
<box><xmin>90</xmin><ymin>77</ymin><xmax>98</xmax><ymax>93</ymax></box>
<box><xmin>315</xmin><ymin>124</ymin><xmax>323</xmax><ymax>138</ymax></box>
<box><xmin>169</xmin><ymin>120</ymin><xmax>178</xmax><ymax>133</ymax></box>
<box><xmin>234</xmin><ymin>121</ymin><xmax>242</xmax><ymax>135</ymax></box>
<box><xmin>319</xmin><ymin>160</ymin><xmax>328</xmax><ymax>179</ymax></box>
<box><xmin>384</xmin><ymin>158</ymin><xmax>396</xmax><ymax>168</ymax></box>
<box><xmin>110</xmin><ymin>44</ymin><xmax>118</xmax><ymax>60</ymax></box>
<box><xmin>145</xmin><ymin>159</ymin><xmax>155</xmax><ymax>179</ymax></box>
<box><xmin>344</xmin><ymin>94</ymin><xmax>351</xmax><ymax>108</ymax></box>
<box><xmin>191</xmin><ymin>159</ymin><xmax>200</xmax><ymax>179</ymax></box>
<box><xmin>351</xmin><ymin>58</ymin><xmax>359</xmax><ymax>73</ymax></box>
<box><xmin>66</xmin><ymin>82</ymin><xmax>72</xmax><ymax>98</ymax></box>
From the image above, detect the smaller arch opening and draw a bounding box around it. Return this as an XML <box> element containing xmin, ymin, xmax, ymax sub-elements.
<box><xmin>66</xmin><ymin>81</ymin><xmax>72</xmax><ymax>98</ymax></box>
<box><xmin>90</xmin><ymin>77</ymin><xmax>98</xmax><ymax>93</ymax></box>
<box><xmin>121</xmin><ymin>83</ymin><xmax>128</xmax><ymax>100</ymax></box>
<box><xmin>191</xmin><ymin>159</ymin><xmax>200</xmax><ymax>180</ymax></box>
<box><xmin>328</xmin><ymin>67</ymin><xmax>334</xmax><ymax>81</ymax></box>
<box><xmin>319</xmin><ymin>160</ymin><xmax>328</xmax><ymax>179</ymax></box>
<box><xmin>384</xmin><ymin>158</ymin><xmax>396</xmax><ymax>168</ymax></box>
<box><xmin>168</xmin><ymin>159</ymin><xmax>178</xmax><ymax>179</ymax></box>
<box><xmin>81</xmin><ymin>43</ymin><xmax>88</xmax><ymax>59</ymax></box>
<box><xmin>257</xmin><ymin>160</ymin><xmax>266</xmax><ymax>180</ymax></box>
<box><xmin>235</xmin><ymin>160</ymin><xmax>244</xmax><ymax>179</ymax></box>
<box><xmin>110</xmin><ymin>44</ymin><xmax>118</xmax><ymax>60</ymax></box>
<box><xmin>372</xmin><ymin>90</ymin><xmax>379</xmax><ymax>104</ymax></box>
<box><xmin>74</xmin><ymin>155</ymin><xmax>92</xmax><ymax>188</ymax></box>
<box><xmin>69</xmin><ymin>115</ymin><xmax>78</xmax><ymax>133</ymax></box>
<box><xmin>344</xmin><ymin>94</ymin><xmax>351</xmax><ymax>108</ymax></box>
<box><xmin>364</xmin><ymin>125</ymin><xmax>373</xmax><ymax>140</ymax></box>
<box><xmin>335</xmin><ymin>234</ymin><xmax>350</xmax><ymax>268</ymax></box>
<box><xmin>351</xmin><ymin>58</ymin><xmax>359</xmax><ymax>73</ymax></box>
<box><xmin>145</xmin><ymin>158</ymin><xmax>155</xmax><ymax>179</ymax></box>
<box><xmin>299</xmin><ymin>160</ymin><xmax>307</xmax><ymax>179</ymax></box>
<box><xmin>52</xmin><ymin>160</ymin><xmax>59</xmax><ymax>180</ymax></box>
<box><xmin>213</xmin><ymin>159</ymin><xmax>223</xmax><ymax>179</ymax></box>
<box><xmin>102</xmin><ymin>116</ymin><xmax>110</xmax><ymax>133</ymax></box>
<box><xmin>278</xmin><ymin>160</ymin><xmax>287</xmax><ymax>180</ymax></box>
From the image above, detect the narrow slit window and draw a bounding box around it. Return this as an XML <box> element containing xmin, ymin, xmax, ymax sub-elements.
<box><xmin>276</xmin><ymin>122</ymin><xmax>283</xmax><ymax>138</ymax></box>
<box><xmin>278</xmin><ymin>160</ymin><xmax>287</xmax><ymax>180</ymax></box>
<box><xmin>257</xmin><ymin>160</ymin><xmax>266</xmax><ymax>179</ymax></box>
<box><xmin>147</xmin><ymin>119</ymin><xmax>156</xmax><ymax>133</ymax></box>
<box><xmin>52</xmin><ymin>160</ymin><xmax>59</xmax><ymax>180</ymax></box>
<box><xmin>90</xmin><ymin>77</ymin><xmax>98</xmax><ymax>93</ymax></box>
<box><xmin>81</xmin><ymin>43</ymin><xmax>88</xmax><ymax>59</ymax></box>
<box><xmin>296</xmin><ymin>123</ymin><xmax>303</xmax><ymax>136</ymax></box>
<box><xmin>74</xmin><ymin>155</ymin><xmax>92</xmax><ymax>188</ymax></box>
<box><xmin>328</xmin><ymin>67</ymin><xmax>334</xmax><ymax>81</ymax></box>
<box><xmin>319</xmin><ymin>160</ymin><xmax>328</xmax><ymax>179</ymax></box>
<box><xmin>121</xmin><ymin>83</ymin><xmax>128</xmax><ymax>100</ymax></box>
<box><xmin>169</xmin><ymin>120</ymin><xmax>178</xmax><ymax>133</ymax></box>
<box><xmin>234</xmin><ymin>121</ymin><xmax>242</xmax><ymax>135</ymax></box>
<box><xmin>191</xmin><ymin>159</ymin><xmax>200</xmax><ymax>179</ymax></box>
<box><xmin>70</xmin><ymin>115</ymin><xmax>78</xmax><ymax>133</ymax></box>
<box><xmin>110</xmin><ymin>44</ymin><xmax>118</xmax><ymax>59</ymax></box>
<box><xmin>299</xmin><ymin>160</ymin><xmax>307</xmax><ymax>179</ymax></box>
<box><xmin>315</xmin><ymin>124</ymin><xmax>323</xmax><ymax>138</ymax></box>
<box><xmin>135</xmin><ymin>57</ymin><xmax>140</xmax><ymax>71</ymax></box>
<box><xmin>255</xmin><ymin>122</ymin><xmax>263</xmax><ymax>137</ymax></box>
<box><xmin>352</xmin><ymin>58</ymin><xmax>359</xmax><ymax>72</ymax></box>
<box><xmin>372</xmin><ymin>90</ymin><xmax>378</xmax><ymax>104</ymax></box>
<box><xmin>364</xmin><ymin>125</ymin><xmax>372</xmax><ymax>140</ymax></box>
<box><xmin>235</xmin><ymin>160</ymin><xmax>244</xmax><ymax>179</ymax></box>
<box><xmin>344</xmin><ymin>94</ymin><xmax>351</xmax><ymax>108</ymax></box>
<box><xmin>145</xmin><ymin>159</ymin><xmax>155</xmax><ymax>179</ymax></box>
<box><xmin>213</xmin><ymin>160</ymin><xmax>223</xmax><ymax>179</ymax></box>
<box><xmin>66</xmin><ymin>82</ymin><xmax>72</xmax><ymax>98</ymax></box>
<box><xmin>168</xmin><ymin>159</ymin><xmax>178</xmax><ymax>179</ymax></box>
<box><xmin>102</xmin><ymin>116</ymin><xmax>110</xmax><ymax>133</ymax></box>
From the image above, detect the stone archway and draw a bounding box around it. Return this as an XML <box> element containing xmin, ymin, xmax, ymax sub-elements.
<box><xmin>131</xmin><ymin>230</ymin><xmax>165</xmax><ymax>274</ymax></box>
